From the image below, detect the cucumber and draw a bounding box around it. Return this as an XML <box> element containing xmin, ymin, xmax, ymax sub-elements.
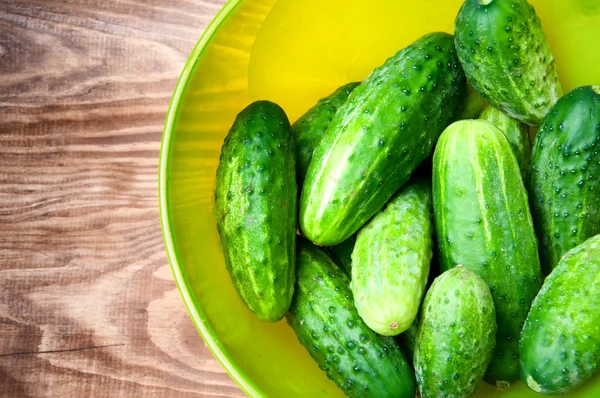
<box><xmin>415</xmin><ymin>266</ymin><xmax>497</xmax><ymax>398</ymax></box>
<box><xmin>521</xmin><ymin>234</ymin><xmax>600</xmax><ymax>394</ymax></box>
<box><xmin>328</xmin><ymin>235</ymin><xmax>356</xmax><ymax>274</ymax></box>
<box><xmin>214</xmin><ymin>101</ymin><xmax>297</xmax><ymax>322</ymax></box>
<box><xmin>480</xmin><ymin>105</ymin><xmax>531</xmax><ymax>180</ymax></box>
<box><xmin>399</xmin><ymin>316</ymin><xmax>419</xmax><ymax>363</ymax></box>
<box><xmin>433</xmin><ymin>119</ymin><xmax>542</xmax><ymax>384</ymax></box>
<box><xmin>300</xmin><ymin>32</ymin><xmax>466</xmax><ymax>246</ymax></box>
<box><xmin>351</xmin><ymin>178</ymin><xmax>433</xmax><ymax>336</ymax></box>
<box><xmin>293</xmin><ymin>82</ymin><xmax>360</xmax><ymax>185</ymax></box>
<box><xmin>456</xmin><ymin>81</ymin><xmax>485</xmax><ymax>120</ymax></box>
<box><xmin>287</xmin><ymin>240</ymin><xmax>416</xmax><ymax>398</ymax></box>
<box><xmin>400</xmin><ymin>254</ymin><xmax>442</xmax><ymax>362</ymax></box>
<box><xmin>455</xmin><ymin>0</ymin><xmax>562</xmax><ymax>125</ymax></box>
<box><xmin>528</xmin><ymin>86</ymin><xmax>600</xmax><ymax>272</ymax></box>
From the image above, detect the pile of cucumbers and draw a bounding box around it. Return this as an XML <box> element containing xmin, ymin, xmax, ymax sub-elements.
<box><xmin>214</xmin><ymin>0</ymin><xmax>600</xmax><ymax>396</ymax></box>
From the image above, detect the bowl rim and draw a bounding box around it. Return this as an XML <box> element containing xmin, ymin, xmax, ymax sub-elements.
<box><xmin>158</xmin><ymin>0</ymin><xmax>264</xmax><ymax>396</ymax></box>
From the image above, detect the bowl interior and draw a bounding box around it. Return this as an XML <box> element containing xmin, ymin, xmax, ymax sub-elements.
<box><xmin>160</xmin><ymin>0</ymin><xmax>600</xmax><ymax>396</ymax></box>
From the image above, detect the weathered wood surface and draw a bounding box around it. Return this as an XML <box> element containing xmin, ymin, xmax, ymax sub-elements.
<box><xmin>0</xmin><ymin>0</ymin><xmax>243</xmax><ymax>396</ymax></box>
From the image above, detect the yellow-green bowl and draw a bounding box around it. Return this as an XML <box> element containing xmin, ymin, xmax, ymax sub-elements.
<box><xmin>159</xmin><ymin>0</ymin><xmax>600</xmax><ymax>396</ymax></box>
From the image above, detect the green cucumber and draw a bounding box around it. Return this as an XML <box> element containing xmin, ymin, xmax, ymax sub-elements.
<box><xmin>351</xmin><ymin>178</ymin><xmax>433</xmax><ymax>336</ymax></box>
<box><xmin>287</xmin><ymin>240</ymin><xmax>416</xmax><ymax>398</ymax></box>
<box><xmin>418</xmin><ymin>83</ymin><xmax>484</xmax><ymax>182</ymax></box>
<box><xmin>456</xmin><ymin>81</ymin><xmax>485</xmax><ymax>120</ymax></box>
<box><xmin>528</xmin><ymin>86</ymin><xmax>600</xmax><ymax>272</ymax></box>
<box><xmin>433</xmin><ymin>119</ymin><xmax>542</xmax><ymax>384</ymax></box>
<box><xmin>328</xmin><ymin>235</ymin><xmax>356</xmax><ymax>274</ymax></box>
<box><xmin>300</xmin><ymin>32</ymin><xmax>466</xmax><ymax>246</ymax></box>
<box><xmin>214</xmin><ymin>101</ymin><xmax>297</xmax><ymax>322</ymax></box>
<box><xmin>400</xmin><ymin>254</ymin><xmax>442</xmax><ymax>362</ymax></box>
<box><xmin>399</xmin><ymin>317</ymin><xmax>419</xmax><ymax>363</ymax></box>
<box><xmin>293</xmin><ymin>82</ymin><xmax>360</xmax><ymax>185</ymax></box>
<box><xmin>415</xmin><ymin>266</ymin><xmax>496</xmax><ymax>398</ymax></box>
<box><xmin>455</xmin><ymin>0</ymin><xmax>562</xmax><ymax>125</ymax></box>
<box><xmin>521</xmin><ymin>234</ymin><xmax>600</xmax><ymax>394</ymax></box>
<box><xmin>480</xmin><ymin>105</ymin><xmax>531</xmax><ymax>180</ymax></box>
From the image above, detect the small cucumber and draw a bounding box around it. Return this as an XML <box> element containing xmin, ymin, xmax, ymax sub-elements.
<box><xmin>293</xmin><ymin>82</ymin><xmax>360</xmax><ymax>185</ymax></box>
<box><xmin>214</xmin><ymin>101</ymin><xmax>297</xmax><ymax>322</ymax></box>
<box><xmin>529</xmin><ymin>86</ymin><xmax>600</xmax><ymax>272</ymax></box>
<box><xmin>415</xmin><ymin>266</ymin><xmax>496</xmax><ymax>398</ymax></box>
<box><xmin>455</xmin><ymin>0</ymin><xmax>562</xmax><ymax>125</ymax></box>
<box><xmin>300</xmin><ymin>32</ymin><xmax>466</xmax><ymax>246</ymax></box>
<box><xmin>433</xmin><ymin>119</ymin><xmax>542</xmax><ymax>384</ymax></box>
<box><xmin>287</xmin><ymin>240</ymin><xmax>416</xmax><ymax>398</ymax></box>
<box><xmin>328</xmin><ymin>235</ymin><xmax>356</xmax><ymax>274</ymax></box>
<box><xmin>521</xmin><ymin>234</ymin><xmax>600</xmax><ymax>394</ymax></box>
<box><xmin>480</xmin><ymin>105</ymin><xmax>531</xmax><ymax>180</ymax></box>
<box><xmin>351</xmin><ymin>178</ymin><xmax>433</xmax><ymax>336</ymax></box>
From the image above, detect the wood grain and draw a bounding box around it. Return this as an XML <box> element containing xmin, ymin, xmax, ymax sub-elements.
<box><xmin>0</xmin><ymin>0</ymin><xmax>244</xmax><ymax>396</ymax></box>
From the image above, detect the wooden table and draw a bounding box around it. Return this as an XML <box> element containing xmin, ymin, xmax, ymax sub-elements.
<box><xmin>0</xmin><ymin>1</ymin><xmax>243</xmax><ymax>396</ymax></box>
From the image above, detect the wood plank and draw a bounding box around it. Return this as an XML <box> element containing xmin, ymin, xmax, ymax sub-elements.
<box><xmin>0</xmin><ymin>0</ymin><xmax>244</xmax><ymax>396</ymax></box>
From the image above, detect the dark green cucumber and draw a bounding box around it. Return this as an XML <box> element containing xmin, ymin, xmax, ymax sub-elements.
<box><xmin>328</xmin><ymin>235</ymin><xmax>356</xmax><ymax>274</ymax></box>
<box><xmin>521</xmin><ymin>234</ymin><xmax>600</xmax><ymax>394</ymax></box>
<box><xmin>293</xmin><ymin>82</ymin><xmax>360</xmax><ymax>185</ymax></box>
<box><xmin>300</xmin><ymin>32</ymin><xmax>466</xmax><ymax>246</ymax></box>
<box><xmin>399</xmin><ymin>317</ymin><xmax>419</xmax><ymax>363</ymax></box>
<box><xmin>528</xmin><ymin>86</ymin><xmax>600</xmax><ymax>272</ymax></box>
<box><xmin>287</xmin><ymin>240</ymin><xmax>415</xmax><ymax>398</ymax></box>
<box><xmin>480</xmin><ymin>105</ymin><xmax>531</xmax><ymax>180</ymax></box>
<box><xmin>456</xmin><ymin>81</ymin><xmax>485</xmax><ymax>120</ymax></box>
<box><xmin>351</xmin><ymin>178</ymin><xmax>433</xmax><ymax>336</ymax></box>
<box><xmin>415</xmin><ymin>266</ymin><xmax>496</xmax><ymax>398</ymax></box>
<box><xmin>214</xmin><ymin>101</ymin><xmax>297</xmax><ymax>322</ymax></box>
<box><xmin>455</xmin><ymin>0</ymin><xmax>562</xmax><ymax>125</ymax></box>
<box><xmin>433</xmin><ymin>119</ymin><xmax>542</xmax><ymax>384</ymax></box>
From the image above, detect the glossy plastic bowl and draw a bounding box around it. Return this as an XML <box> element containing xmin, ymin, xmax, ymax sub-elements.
<box><xmin>159</xmin><ymin>0</ymin><xmax>600</xmax><ymax>396</ymax></box>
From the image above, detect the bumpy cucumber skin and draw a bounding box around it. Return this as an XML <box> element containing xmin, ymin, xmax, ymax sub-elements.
<box><xmin>521</xmin><ymin>234</ymin><xmax>600</xmax><ymax>394</ymax></box>
<box><xmin>293</xmin><ymin>82</ymin><xmax>360</xmax><ymax>185</ymax></box>
<box><xmin>351</xmin><ymin>178</ymin><xmax>433</xmax><ymax>336</ymax></box>
<box><xmin>455</xmin><ymin>0</ymin><xmax>562</xmax><ymax>125</ymax></box>
<box><xmin>328</xmin><ymin>235</ymin><xmax>356</xmax><ymax>274</ymax></box>
<box><xmin>214</xmin><ymin>101</ymin><xmax>297</xmax><ymax>322</ymax></box>
<box><xmin>433</xmin><ymin>119</ymin><xmax>542</xmax><ymax>384</ymax></box>
<box><xmin>287</xmin><ymin>241</ymin><xmax>416</xmax><ymax>398</ymax></box>
<box><xmin>528</xmin><ymin>86</ymin><xmax>600</xmax><ymax>273</ymax></box>
<box><xmin>300</xmin><ymin>32</ymin><xmax>466</xmax><ymax>246</ymax></box>
<box><xmin>480</xmin><ymin>105</ymin><xmax>531</xmax><ymax>180</ymax></box>
<box><xmin>415</xmin><ymin>266</ymin><xmax>496</xmax><ymax>398</ymax></box>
